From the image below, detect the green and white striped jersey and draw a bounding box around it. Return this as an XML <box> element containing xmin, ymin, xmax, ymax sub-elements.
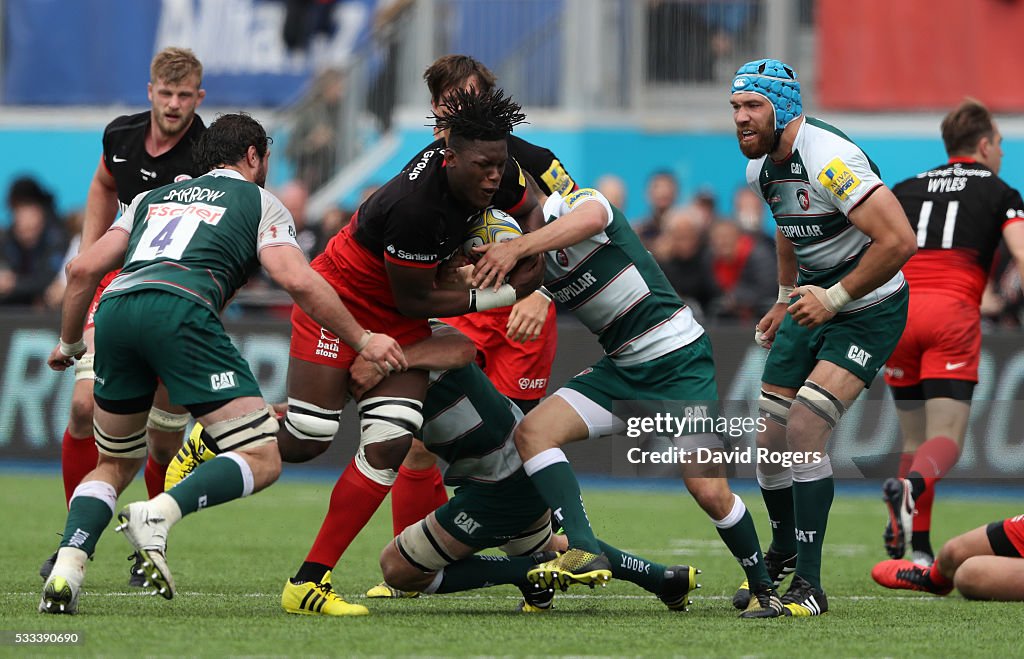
<box><xmin>541</xmin><ymin>188</ymin><xmax>704</xmax><ymax>366</ymax></box>
<box><xmin>748</xmin><ymin>117</ymin><xmax>905</xmax><ymax>311</ymax></box>
<box><xmin>420</xmin><ymin>362</ymin><xmax>524</xmax><ymax>487</ymax></box>
<box><xmin>104</xmin><ymin>169</ymin><xmax>299</xmax><ymax>313</ymax></box>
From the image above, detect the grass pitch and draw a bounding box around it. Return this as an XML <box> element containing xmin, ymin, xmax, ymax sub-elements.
<box><xmin>1</xmin><ymin>470</ymin><xmax>1020</xmax><ymax>657</ymax></box>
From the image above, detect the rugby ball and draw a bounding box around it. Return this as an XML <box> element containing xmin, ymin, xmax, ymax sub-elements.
<box><xmin>462</xmin><ymin>208</ymin><xmax>522</xmax><ymax>258</ymax></box>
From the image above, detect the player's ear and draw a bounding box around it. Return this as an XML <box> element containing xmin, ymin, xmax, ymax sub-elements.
<box><xmin>147</xmin><ymin>82</ymin><xmax>154</xmax><ymax>103</ymax></box>
<box><xmin>196</xmin><ymin>88</ymin><xmax>206</xmax><ymax>106</ymax></box>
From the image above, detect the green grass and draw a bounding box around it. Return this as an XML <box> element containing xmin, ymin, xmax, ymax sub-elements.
<box><xmin>1</xmin><ymin>472</ymin><xmax>1021</xmax><ymax>657</ymax></box>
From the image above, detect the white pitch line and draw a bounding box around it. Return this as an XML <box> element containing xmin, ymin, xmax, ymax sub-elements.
<box><xmin>8</xmin><ymin>591</ymin><xmax>942</xmax><ymax>602</ymax></box>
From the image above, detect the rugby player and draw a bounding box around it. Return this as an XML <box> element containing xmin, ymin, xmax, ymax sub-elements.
<box><xmin>377</xmin><ymin>55</ymin><xmax>577</xmax><ymax>595</ymax></box>
<box><xmin>273</xmin><ymin>89</ymin><xmax>546</xmax><ymax>615</ymax></box>
<box><xmin>38</xmin><ymin>114</ymin><xmax>403</xmax><ymax>614</ymax></box>
<box><xmin>731</xmin><ymin>59</ymin><xmax>916</xmax><ymax>615</ymax></box>
<box><xmin>881</xmin><ymin>99</ymin><xmax>1024</xmax><ymax>566</ymax></box>
<box><xmin>873</xmin><ymin>514</ymin><xmax>1024</xmax><ymax>601</ymax></box>
<box><xmin>43</xmin><ymin>47</ymin><xmax>207</xmax><ymax>587</ymax></box>
<box><xmin>472</xmin><ymin>182</ymin><xmax>778</xmax><ymax>618</ymax></box>
<box><xmin>369</xmin><ymin>324</ymin><xmax>700</xmax><ymax>613</ymax></box>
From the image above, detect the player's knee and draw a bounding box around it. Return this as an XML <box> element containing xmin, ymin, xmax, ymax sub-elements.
<box><xmin>202</xmin><ymin>407</ymin><xmax>279</xmax><ymax>454</ymax></box>
<box><xmin>380</xmin><ymin>541</ymin><xmax>428</xmax><ymax>591</ymax></box>
<box><xmin>758</xmin><ymin>388</ymin><xmax>794</xmax><ymax>428</ymax></box>
<box><xmin>940</xmin><ymin>535</ymin><xmax>973</xmax><ymax>572</ymax></box>
<box><xmin>685</xmin><ymin>477</ymin><xmax>734</xmax><ymax>519</ymax></box>
<box><xmin>355</xmin><ymin>396</ymin><xmax>424</xmax><ymax>485</ymax></box>
<box><xmin>789</xmin><ymin>381</ymin><xmax>845</xmax><ymax>449</ymax></box>
<box><xmin>953</xmin><ymin>557</ymin><xmax>988</xmax><ymax>599</ymax></box>
<box><xmin>793</xmin><ymin>381</ymin><xmax>846</xmax><ymax>429</ymax></box>
<box><xmin>148</xmin><ymin>441</ymin><xmax>178</xmax><ymax>465</ymax></box>
<box><xmin>514</xmin><ymin>416</ymin><xmax>548</xmax><ymax>455</ymax></box>
<box><xmin>363</xmin><ymin>437</ymin><xmax>412</xmax><ymax>472</ymax></box>
<box><xmin>258</xmin><ymin>443</ymin><xmax>283</xmax><ymax>489</ymax></box>
<box><xmin>94</xmin><ymin>450</ymin><xmax>147</xmax><ymax>492</ymax></box>
<box><xmin>69</xmin><ymin>392</ymin><xmax>96</xmax><ymax>430</ymax></box>
<box><xmin>283</xmin><ymin>399</ymin><xmax>342</xmax><ymax>443</ymax></box>
<box><xmin>277</xmin><ymin>400</ymin><xmax>340</xmax><ymax>463</ymax></box>
<box><xmin>94</xmin><ymin>419</ymin><xmax>148</xmax><ymax>461</ymax></box>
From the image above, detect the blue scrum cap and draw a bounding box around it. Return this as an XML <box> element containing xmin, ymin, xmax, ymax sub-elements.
<box><xmin>731</xmin><ymin>59</ymin><xmax>802</xmax><ymax>132</ymax></box>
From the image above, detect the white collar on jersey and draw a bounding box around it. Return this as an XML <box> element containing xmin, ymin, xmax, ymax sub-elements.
<box><xmin>206</xmin><ymin>168</ymin><xmax>247</xmax><ymax>181</ymax></box>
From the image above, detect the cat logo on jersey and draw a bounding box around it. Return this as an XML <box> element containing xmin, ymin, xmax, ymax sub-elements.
<box><xmin>797</xmin><ymin>188</ymin><xmax>810</xmax><ymax>211</ymax></box>
<box><xmin>541</xmin><ymin>159</ymin><xmax>575</xmax><ymax>196</ymax></box>
<box><xmin>817</xmin><ymin>157</ymin><xmax>861</xmax><ymax>201</ymax></box>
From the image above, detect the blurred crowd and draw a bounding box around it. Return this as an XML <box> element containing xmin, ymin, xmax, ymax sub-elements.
<box><xmin>5</xmin><ymin>169</ymin><xmax>1024</xmax><ymax>329</ymax></box>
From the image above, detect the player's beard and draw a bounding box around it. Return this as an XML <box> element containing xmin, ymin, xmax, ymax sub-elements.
<box><xmin>254</xmin><ymin>158</ymin><xmax>269</xmax><ymax>188</ymax></box>
<box><xmin>155</xmin><ymin>109</ymin><xmax>192</xmax><ymax>139</ymax></box>
<box><xmin>737</xmin><ymin>125</ymin><xmax>775</xmax><ymax>159</ymax></box>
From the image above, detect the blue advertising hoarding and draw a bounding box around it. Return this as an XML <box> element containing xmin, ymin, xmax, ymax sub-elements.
<box><xmin>3</xmin><ymin>0</ymin><xmax>377</xmax><ymax>106</ymax></box>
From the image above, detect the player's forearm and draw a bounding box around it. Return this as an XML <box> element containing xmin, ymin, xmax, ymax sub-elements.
<box><xmin>291</xmin><ymin>274</ymin><xmax>371</xmax><ymax>351</ymax></box>
<box><xmin>401</xmin><ymin>331</ymin><xmax>476</xmax><ymax>371</ymax></box>
<box><xmin>514</xmin><ymin>208</ymin><xmax>605</xmax><ymax>258</ymax></box>
<box><xmin>80</xmin><ymin>179</ymin><xmax>120</xmax><ymax>251</ymax></box>
<box><xmin>59</xmin><ymin>270</ymin><xmax>103</xmax><ymax>343</ymax></box>
<box><xmin>839</xmin><ymin>237</ymin><xmax>916</xmax><ymax>299</ymax></box>
<box><xmin>776</xmin><ymin>231</ymin><xmax>797</xmax><ymax>287</ymax></box>
<box><xmin>395</xmin><ymin>287</ymin><xmax>481</xmax><ymax>318</ymax></box>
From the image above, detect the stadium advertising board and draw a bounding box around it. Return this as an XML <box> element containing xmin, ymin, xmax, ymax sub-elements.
<box><xmin>2</xmin><ymin>314</ymin><xmax>1024</xmax><ymax>481</ymax></box>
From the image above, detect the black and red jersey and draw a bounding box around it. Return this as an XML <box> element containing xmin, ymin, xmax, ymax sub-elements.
<box><xmin>101</xmin><ymin>110</ymin><xmax>207</xmax><ymax>210</ymax></box>
<box><xmin>892</xmin><ymin>157</ymin><xmax>1024</xmax><ymax>303</ymax></box>
<box><xmin>331</xmin><ymin>142</ymin><xmax>528</xmax><ymax>270</ymax></box>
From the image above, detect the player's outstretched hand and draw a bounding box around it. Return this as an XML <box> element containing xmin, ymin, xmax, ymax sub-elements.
<box><xmin>754</xmin><ymin>303</ymin><xmax>788</xmax><ymax>349</ymax></box>
<box><xmin>472</xmin><ymin>240</ymin><xmax>523</xmax><ymax>290</ymax></box>
<box><xmin>47</xmin><ymin>343</ymin><xmax>85</xmax><ymax>371</ymax></box>
<box><xmin>507</xmin><ymin>292</ymin><xmax>550</xmax><ymax>343</ymax></box>
<box><xmin>788</xmin><ymin>285</ymin><xmax>837</xmax><ymax>328</ymax></box>
<box><xmin>358</xmin><ymin>333</ymin><xmax>408</xmax><ymax>375</ymax></box>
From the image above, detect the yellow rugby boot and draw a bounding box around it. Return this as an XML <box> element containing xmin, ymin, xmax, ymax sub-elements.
<box><xmin>282</xmin><ymin>571</ymin><xmax>369</xmax><ymax>616</ymax></box>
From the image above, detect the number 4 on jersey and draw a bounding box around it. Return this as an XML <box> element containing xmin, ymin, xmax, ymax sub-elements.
<box><xmin>149</xmin><ymin>216</ymin><xmax>182</xmax><ymax>254</ymax></box>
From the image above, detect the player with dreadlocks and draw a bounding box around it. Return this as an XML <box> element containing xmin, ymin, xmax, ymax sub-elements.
<box><xmin>260</xmin><ymin>87</ymin><xmax>545</xmax><ymax>615</ymax></box>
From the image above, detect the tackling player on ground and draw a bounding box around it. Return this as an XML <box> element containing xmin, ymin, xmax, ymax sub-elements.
<box><xmin>42</xmin><ymin>47</ymin><xmax>207</xmax><ymax>588</ymax></box>
<box><xmin>880</xmin><ymin>99</ymin><xmax>1024</xmax><ymax>566</ymax></box>
<box><xmin>38</xmin><ymin>114</ymin><xmax>403</xmax><ymax>614</ymax></box>
<box><xmin>364</xmin><ymin>323</ymin><xmax>700</xmax><ymax>613</ymax></box>
<box><xmin>733</xmin><ymin>59</ymin><xmax>916</xmax><ymax>616</ymax></box>
<box><xmin>873</xmin><ymin>514</ymin><xmax>1024</xmax><ymax>601</ymax></box>
<box><xmin>473</xmin><ymin>183</ymin><xmax>778</xmax><ymax>617</ymax></box>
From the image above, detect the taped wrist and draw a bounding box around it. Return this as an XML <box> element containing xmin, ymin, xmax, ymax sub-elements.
<box><xmin>469</xmin><ymin>284</ymin><xmax>516</xmax><ymax>312</ymax></box>
<box><xmin>777</xmin><ymin>284</ymin><xmax>795</xmax><ymax>305</ymax></box>
<box><xmin>824</xmin><ymin>282</ymin><xmax>852</xmax><ymax>312</ymax></box>
<box><xmin>59</xmin><ymin>338</ymin><xmax>87</xmax><ymax>357</ymax></box>
<box><xmin>355</xmin><ymin>330</ymin><xmax>373</xmax><ymax>353</ymax></box>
